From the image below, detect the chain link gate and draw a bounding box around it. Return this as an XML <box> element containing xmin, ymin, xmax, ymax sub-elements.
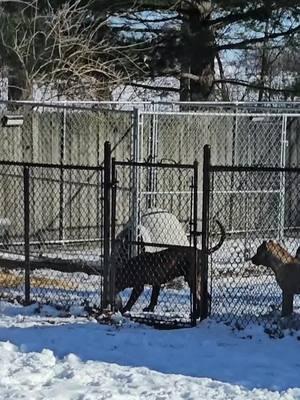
<box><xmin>137</xmin><ymin>111</ymin><xmax>287</xmax><ymax>167</ymax></box>
<box><xmin>135</xmin><ymin>112</ymin><xmax>298</xmax><ymax>249</ymax></box>
<box><xmin>109</xmin><ymin>158</ymin><xmax>200</xmax><ymax>327</ymax></box>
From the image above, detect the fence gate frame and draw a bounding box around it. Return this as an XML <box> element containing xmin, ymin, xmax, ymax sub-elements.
<box><xmin>108</xmin><ymin>156</ymin><xmax>200</xmax><ymax>327</ymax></box>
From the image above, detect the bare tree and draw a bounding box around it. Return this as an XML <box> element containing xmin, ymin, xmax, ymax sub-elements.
<box><xmin>219</xmin><ymin>32</ymin><xmax>300</xmax><ymax>102</ymax></box>
<box><xmin>101</xmin><ymin>0</ymin><xmax>300</xmax><ymax>101</ymax></box>
<box><xmin>0</xmin><ymin>0</ymin><xmax>144</xmax><ymax>100</ymax></box>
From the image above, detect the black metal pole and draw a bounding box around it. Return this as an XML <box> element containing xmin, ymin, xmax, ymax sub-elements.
<box><xmin>59</xmin><ymin>109</ymin><xmax>66</xmax><ymax>240</ymax></box>
<box><xmin>200</xmin><ymin>145</ymin><xmax>211</xmax><ymax>320</ymax></box>
<box><xmin>192</xmin><ymin>160</ymin><xmax>198</xmax><ymax>327</ymax></box>
<box><xmin>103</xmin><ymin>141</ymin><xmax>111</xmax><ymax>310</ymax></box>
<box><xmin>23</xmin><ymin>166</ymin><xmax>30</xmax><ymax>305</ymax></box>
<box><xmin>110</xmin><ymin>158</ymin><xmax>117</xmax><ymax>311</ymax></box>
<box><xmin>228</xmin><ymin>109</ymin><xmax>237</xmax><ymax>233</ymax></box>
<box><xmin>59</xmin><ymin>168</ymin><xmax>64</xmax><ymax>240</ymax></box>
<box><xmin>96</xmin><ymin>129</ymin><xmax>101</xmax><ymax>238</ymax></box>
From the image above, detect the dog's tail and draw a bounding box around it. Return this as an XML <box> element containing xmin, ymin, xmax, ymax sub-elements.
<box><xmin>207</xmin><ymin>220</ymin><xmax>226</xmax><ymax>255</ymax></box>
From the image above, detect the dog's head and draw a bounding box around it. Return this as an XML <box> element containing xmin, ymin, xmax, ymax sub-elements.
<box><xmin>251</xmin><ymin>240</ymin><xmax>295</xmax><ymax>266</ymax></box>
<box><xmin>251</xmin><ymin>241</ymin><xmax>268</xmax><ymax>266</ymax></box>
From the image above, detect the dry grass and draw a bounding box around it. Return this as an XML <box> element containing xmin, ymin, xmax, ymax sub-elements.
<box><xmin>0</xmin><ymin>271</ymin><xmax>78</xmax><ymax>290</ymax></box>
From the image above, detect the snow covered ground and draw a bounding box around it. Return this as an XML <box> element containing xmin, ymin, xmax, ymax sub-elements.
<box><xmin>0</xmin><ymin>301</ymin><xmax>300</xmax><ymax>399</ymax></box>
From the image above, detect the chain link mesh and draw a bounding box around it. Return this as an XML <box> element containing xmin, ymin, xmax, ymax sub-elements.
<box><xmin>140</xmin><ymin>113</ymin><xmax>285</xmax><ymax>167</ymax></box>
<box><xmin>111</xmin><ymin>161</ymin><xmax>197</xmax><ymax>326</ymax></box>
<box><xmin>0</xmin><ymin>102</ymin><xmax>299</xmax><ymax>170</ymax></box>
<box><xmin>209</xmin><ymin>168</ymin><xmax>300</xmax><ymax>328</ymax></box>
<box><xmin>0</xmin><ymin>100</ymin><xmax>299</xmax><ymax>327</ymax></box>
<box><xmin>0</xmin><ymin>164</ymin><xmax>25</xmax><ymax>302</ymax></box>
<box><xmin>0</xmin><ymin>103</ymin><xmax>133</xmax><ymax>166</ymax></box>
<box><xmin>0</xmin><ymin>162</ymin><xmax>104</xmax><ymax>310</ymax></box>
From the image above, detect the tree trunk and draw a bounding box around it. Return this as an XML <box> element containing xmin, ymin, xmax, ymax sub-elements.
<box><xmin>258</xmin><ymin>19</ymin><xmax>270</xmax><ymax>102</ymax></box>
<box><xmin>8</xmin><ymin>68</ymin><xmax>32</xmax><ymax>101</ymax></box>
<box><xmin>180</xmin><ymin>65</ymin><xmax>191</xmax><ymax>102</ymax></box>
<box><xmin>180</xmin><ymin>3</ymin><xmax>215</xmax><ymax>101</ymax></box>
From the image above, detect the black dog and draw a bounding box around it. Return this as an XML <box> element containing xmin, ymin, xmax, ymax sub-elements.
<box><xmin>113</xmin><ymin>220</ymin><xmax>225</xmax><ymax>315</ymax></box>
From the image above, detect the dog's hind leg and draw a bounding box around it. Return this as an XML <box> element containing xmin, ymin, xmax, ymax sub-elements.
<box><xmin>143</xmin><ymin>285</ymin><xmax>160</xmax><ymax>312</ymax></box>
<box><xmin>121</xmin><ymin>285</ymin><xmax>144</xmax><ymax>313</ymax></box>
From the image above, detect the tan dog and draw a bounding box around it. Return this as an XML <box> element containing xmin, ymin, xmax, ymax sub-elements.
<box><xmin>251</xmin><ymin>240</ymin><xmax>300</xmax><ymax>316</ymax></box>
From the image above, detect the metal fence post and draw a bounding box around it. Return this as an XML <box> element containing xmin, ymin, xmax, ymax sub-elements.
<box><xmin>200</xmin><ymin>145</ymin><xmax>211</xmax><ymax>320</ymax></box>
<box><xmin>192</xmin><ymin>160</ymin><xmax>199</xmax><ymax>327</ymax></box>
<box><xmin>23</xmin><ymin>166</ymin><xmax>31</xmax><ymax>305</ymax></box>
<box><xmin>103</xmin><ymin>141</ymin><xmax>111</xmax><ymax>310</ymax></box>
<box><xmin>146</xmin><ymin>102</ymin><xmax>158</xmax><ymax>209</ymax></box>
<box><xmin>279</xmin><ymin>115</ymin><xmax>287</xmax><ymax>240</ymax></box>
<box><xmin>96</xmin><ymin>118</ymin><xmax>102</xmax><ymax>239</ymax></box>
<box><xmin>59</xmin><ymin>108</ymin><xmax>66</xmax><ymax>241</ymax></box>
<box><xmin>131</xmin><ymin>108</ymin><xmax>141</xmax><ymax>257</ymax></box>
<box><xmin>110</xmin><ymin>158</ymin><xmax>117</xmax><ymax>311</ymax></box>
<box><xmin>229</xmin><ymin>107</ymin><xmax>237</xmax><ymax>233</ymax></box>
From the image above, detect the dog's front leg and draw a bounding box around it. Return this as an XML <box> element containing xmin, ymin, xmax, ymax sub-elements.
<box><xmin>114</xmin><ymin>293</ymin><xmax>123</xmax><ymax>312</ymax></box>
<box><xmin>282</xmin><ymin>291</ymin><xmax>294</xmax><ymax>317</ymax></box>
<box><xmin>121</xmin><ymin>285</ymin><xmax>144</xmax><ymax>313</ymax></box>
<box><xmin>143</xmin><ymin>285</ymin><xmax>160</xmax><ymax>312</ymax></box>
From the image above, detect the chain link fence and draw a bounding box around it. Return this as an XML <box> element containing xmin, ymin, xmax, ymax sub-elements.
<box><xmin>0</xmin><ymin>101</ymin><xmax>133</xmax><ymax>165</ymax></box>
<box><xmin>137</xmin><ymin>111</ymin><xmax>300</xmax><ymax>240</ymax></box>
<box><xmin>1</xmin><ymin>101</ymin><xmax>298</xmax><ymax>246</ymax></box>
<box><xmin>0</xmin><ymin>150</ymin><xmax>201</xmax><ymax>327</ymax></box>
<box><xmin>0</xmin><ymin>161</ymin><xmax>104</xmax><ymax>310</ymax></box>
<box><xmin>0</xmin><ymin>101</ymin><xmax>299</xmax><ymax>169</ymax></box>
<box><xmin>206</xmin><ymin>161</ymin><xmax>300</xmax><ymax>328</ymax></box>
<box><xmin>0</xmin><ymin>164</ymin><xmax>25</xmax><ymax>301</ymax></box>
<box><xmin>0</xmin><ymin>100</ymin><xmax>299</xmax><ymax>328</ymax></box>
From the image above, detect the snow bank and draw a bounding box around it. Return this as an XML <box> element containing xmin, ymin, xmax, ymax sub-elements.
<box><xmin>2</xmin><ymin>340</ymin><xmax>299</xmax><ymax>400</ymax></box>
<box><xmin>0</xmin><ymin>301</ymin><xmax>300</xmax><ymax>399</ymax></box>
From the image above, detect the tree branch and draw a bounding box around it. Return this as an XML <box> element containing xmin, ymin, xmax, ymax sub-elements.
<box><xmin>207</xmin><ymin>1</ymin><xmax>300</xmax><ymax>28</ymax></box>
<box><xmin>214</xmin><ymin>78</ymin><xmax>298</xmax><ymax>94</ymax></box>
<box><xmin>217</xmin><ymin>25</ymin><xmax>300</xmax><ymax>51</ymax></box>
<box><xmin>131</xmin><ymin>81</ymin><xmax>179</xmax><ymax>92</ymax></box>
